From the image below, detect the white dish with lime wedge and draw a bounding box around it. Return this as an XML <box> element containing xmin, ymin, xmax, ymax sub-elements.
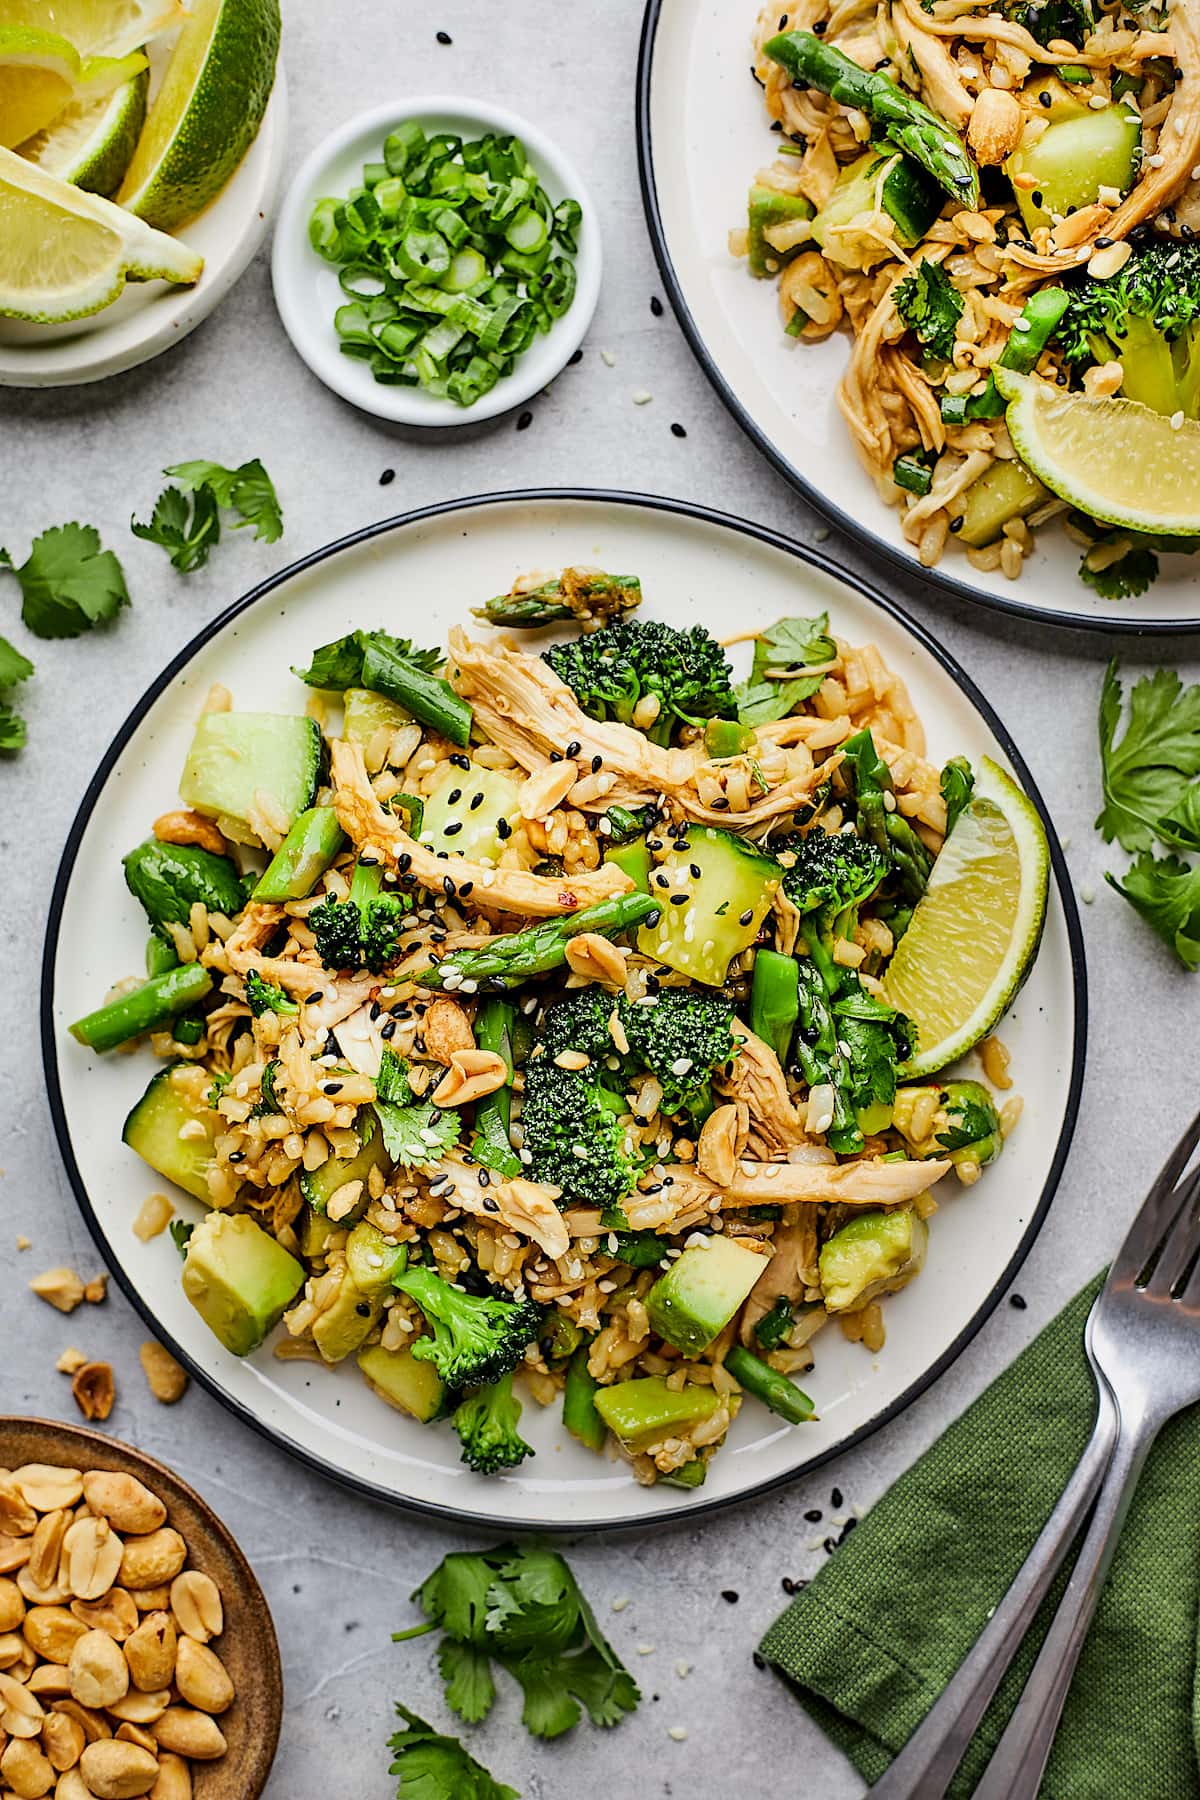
<box><xmin>0</xmin><ymin>7</ymin><xmax>286</xmax><ymax>389</ymax></box>
<box><xmin>43</xmin><ymin>492</ymin><xmax>1086</xmax><ymax>1529</ymax></box>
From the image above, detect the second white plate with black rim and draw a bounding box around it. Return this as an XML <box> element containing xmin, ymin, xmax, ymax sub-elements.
<box><xmin>636</xmin><ymin>0</ymin><xmax>1200</xmax><ymax>633</ymax></box>
<box><xmin>42</xmin><ymin>490</ymin><xmax>1086</xmax><ymax>1530</ymax></box>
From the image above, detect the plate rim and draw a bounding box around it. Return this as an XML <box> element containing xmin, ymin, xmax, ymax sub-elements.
<box><xmin>40</xmin><ymin>486</ymin><xmax>1089</xmax><ymax>1532</ymax></box>
<box><xmin>634</xmin><ymin>0</ymin><xmax>1200</xmax><ymax>638</ymax></box>
<box><xmin>0</xmin><ymin>76</ymin><xmax>289</xmax><ymax>390</ymax></box>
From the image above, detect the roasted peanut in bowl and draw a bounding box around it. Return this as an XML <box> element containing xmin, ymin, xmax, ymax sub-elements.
<box><xmin>0</xmin><ymin>1419</ymin><xmax>280</xmax><ymax>1800</ymax></box>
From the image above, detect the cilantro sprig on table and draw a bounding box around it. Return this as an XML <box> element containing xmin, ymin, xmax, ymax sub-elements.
<box><xmin>1</xmin><ymin>523</ymin><xmax>129</xmax><ymax>639</ymax></box>
<box><xmin>132</xmin><ymin>457</ymin><xmax>283</xmax><ymax>573</ymax></box>
<box><xmin>388</xmin><ymin>1707</ymin><xmax>518</xmax><ymax>1800</ymax></box>
<box><xmin>0</xmin><ymin>637</ymin><xmax>33</xmax><ymax>754</ymax></box>
<box><xmin>394</xmin><ymin>1545</ymin><xmax>640</xmax><ymax>1742</ymax></box>
<box><xmin>1098</xmin><ymin>661</ymin><xmax>1200</xmax><ymax>968</ymax></box>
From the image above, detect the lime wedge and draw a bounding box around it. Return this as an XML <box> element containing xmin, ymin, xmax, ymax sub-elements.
<box><xmin>117</xmin><ymin>0</ymin><xmax>279</xmax><ymax>230</ymax></box>
<box><xmin>881</xmin><ymin>756</ymin><xmax>1049</xmax><ymax>1077</ymax></box>
<box><xmin>0</xmin><ymin>24</ymin><xmax>144</xmax><ymax>149</ymax></box>
<box><xmin>995</xmin><ymin>366</ymin><xmax>1200</xmax><ymax>537</ymax></box>
<box><xmin>0</xmin><ymin>1</ymin><xmax>182</xmax><ymax>59</ymax></box>
<box><xmin>0</xmin><ymin>143</ymin><xmax>202</xmax><ymax>321</ymax></box>
<box><xmin>18</xmin><ymin>65</ymin><xmax>148</xmax><ymax>193</ymax></box>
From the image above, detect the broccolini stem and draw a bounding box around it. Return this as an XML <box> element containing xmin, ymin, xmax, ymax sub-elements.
<box><xmin>415</xmin><ymin>891</ymin><xmax>661</xmax><ymax>989</ymax></box>
<box><xmin>471</xmin><ymin>998</ymin><xmax>521</xmax><ymax>1179</ymax></box>
<box><xmin>563</xmin><ymin>1344</ymin><xmax>607</xmax><ymax>1451</ymax></box>
<box><xmin>359</xmin><ymin>636</ymin><xmax>473</xmax><ymax>746</ymax></box>
<box><xmin>764</xmin><ymin>31</ymin><xmax>979</xmax><ymax>207</ymax></box>
<box><xmin>724</xmin><ymin>1345</ymin><xmax>816</xmax><ymax>1425</ymax></box>
<box><xmin>70</xmin><ymin>961</ymin><xmax>213</xmax><ymax>1054</ymax></box>
<box><xmin>472</xmin><ymin>569</ymin><xmax>642</xmax><ymax>628</ymax></box>
<box><xmin>794</xmin><ymin>963</ymin><xmax>862</xmax><ymax>1154</ymax></box>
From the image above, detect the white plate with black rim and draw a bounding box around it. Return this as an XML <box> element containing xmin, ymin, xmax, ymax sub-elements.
<box><xmin>636</xmin><ymin>0</ymin><xmax>1200</xmax><ymax>634</ymax></box>
<box><xmin>42</xmin><ymin>490</ymin><xmax>1086</xmax><ymax>1530</ymax></box>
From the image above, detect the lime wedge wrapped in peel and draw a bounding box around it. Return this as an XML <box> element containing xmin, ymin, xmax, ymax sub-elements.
<box><xmin>18</xmin><ymin>65</ymin><xmax>148</xmax><ymax>194</ymax></box>
<box><xmin>881</xmin><ymin>756</ymin><xmax>1049</xmax><ymax>1078</ymax></box>
<box><xmin>0</xmin><ymin>144</ymin><xmax>202</xmax><ymax>322</ymax></box>
<box><xmin>995</xmin><ymin>366</ymin><xmax>1200</xmax><ymax>538</ymax></box>
<box><xmin>0</xmin><ymin>25</ymin><xmax>145</xmax><ymax>149</ymax></box>
<box><xmin>0</xmin><ymin>0</ymin><xmax>182</xmax><ymax>59</ymax></box>
<box><xmin>117</xmin><ymin>0</ymin><xmax>280</xmax><ymax>231</ymax></box>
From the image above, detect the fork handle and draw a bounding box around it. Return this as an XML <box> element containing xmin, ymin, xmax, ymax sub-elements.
<box><xmin>866</xmin><ymin>1378</ymin><xmax>1118</xmax><ymax>1800</ymax></box>
<box><xmin>972</xmin><ymin>1393</ymin><xmax>1157</xmax><ymax>1800</ymax></box>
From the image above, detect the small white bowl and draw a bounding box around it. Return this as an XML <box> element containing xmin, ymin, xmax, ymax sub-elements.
<box><xmin>271</xmin><ymin>97</ymin><xmax>602</xmax><ymax>426</ymax></box>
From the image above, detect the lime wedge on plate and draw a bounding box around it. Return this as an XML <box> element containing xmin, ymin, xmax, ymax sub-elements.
<box><xmin>0</xmin><ymin>24</ymin><xmax>144</xmax><ymax>149</ymax></box>
<box><xmin>117</xmin><ymin>0</ymin><xmax>280</xmax><ymax>230</ymax></box>
<box><xmin>18</xmin><ymin>66</ymin><xmax>148</xmax><ymax>193</ymax></box>
<box><xmin>995</xmin><ymin>366</ymin><xmax>1200</xmax><ymax>537</ymax></box>
<box><xmin>0</xmin><ymin>1</ymin><xmax>182</xmax><ymax>58</ymax></box>
<box><xmin>0</xmin><ymin>143</ymin><xmax>202</xmax><ymax>321</ymax></box>
<box><xmin>882</xmin><ymin>756</ymin><xmax>1049</xmax><ymax>1077</ymax></box>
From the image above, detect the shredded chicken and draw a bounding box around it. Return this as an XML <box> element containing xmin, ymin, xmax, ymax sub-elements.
<box><xmin>740</xmin><ymin>1213</ymin><xmax>821</xmax><ymax>1345</ymax></box>
<box><xmin>640</xmin><ymin>1154</ymin><xmax>951</xmax><ymax>1226</ymax></box>
<box><xmin>434</xmin><ymin>1153</ymin><xmax>569</xmax><ymax>1259</ymax></box>
<box><xmin>330</xmin><ymin>739</ymin><xmax>631</xmax><ymax>917</ymax></box>
<box><xmin>718</xmin><ymin>1022</ymin><xmax>809</xmax><ymax>1156</ymax></box>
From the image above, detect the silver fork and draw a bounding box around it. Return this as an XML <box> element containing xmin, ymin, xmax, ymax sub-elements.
<box><xmin>869</xmin><ymin>1108</ymin><xmax>1200</xmax><ymax>1800</ymax></box>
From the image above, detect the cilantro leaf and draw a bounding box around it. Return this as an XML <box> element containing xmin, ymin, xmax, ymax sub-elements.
<box><xmin>893</xmin><ymin>259</ymin><xmax>964</xmax><ymax>361</ymax></box>
<box><xmin>294</xmin><ymin>628</ymin><xmax>442</xmax><ymax>689</ymax></box>
<box><xmin>940</xmin><ymin>756</ymin><xmax>974</xmax><ymax>837</ymax></box>
<box><xmin>132</xmin><ymin>484</ymin><xmax>222</xmax><ymax>574</ymax></box>
<box><xmin>1079</xmin><ymin>545</ymin><xmax>1159</xmax><ymax>600</ymax></box>
<box><xmin>169</xmin><ymin>1219</ymin><xmax>194</xmax><ymax>1259</ymax></box>
<box><xmin>398</xmin><ymin>1545</ymin><xmax>640</xmax><ymax>1745</ymax></box>
<box><xmin>0</xmin><ymin>637</ymin><xmax>33</xmax><ymax>688</ymax></box>
<box><xmin>0</xmin><ymin>704</ymin><xmax>26</xmax><ymax>754</ymax></box>
<box><xmin>387</xmin><ymin>1707</ymin><xmax>519</xmax><ymax>1800</ymax></box>
<box><xmin>0</xmin><ymin>524</ymin><xmax>129</xmax><ymax>639</ymax></box>
<box><xmin>1107</xmin><ymin>853</ymin><xmax>1200</xmax><ymax>970</ymax></box>
<box><xmin>0</xmin><ymin>635</ymin><xmax>33</xmax><ymax>755</ymax></box>
<box><xmin>437</xmin><ymin>1638</ymin><xmax>495</xmax><ymax>1725</ymax></box>
<box><xmin>1159</xmin><ymin>784</ymin><xmax>1200</xmax><ymax>854</ymax></box>
<box><xmin>165</xmin><ymin>458</ymin><xmax>284</xmax><ymax>543</ymax></box>
<box><xmin>1096</xmin><ymin>661</ymin><xmax>1200</xmax><ymax>853</ymax></box>
<box><xmin>735</xmin><ymin>613</ymin><xmax>836</xmax><ymax>727</ymax></box>
<box><xmin>373</xmin><ymin>1050</ymin><xmax>460</xmax><ymax>1167</ymax></box>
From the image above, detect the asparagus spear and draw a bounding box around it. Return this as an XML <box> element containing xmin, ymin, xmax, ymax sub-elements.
<box><xmin>414</xmin><ymin>891</ymin><xmax>661</xmax><ymax>990</ymax></box>
<box><xmin>70</xmin><ymin>962</ymin><xmax>213</xmax><ymax>1054</ymax></box>
<box><xmin>471</xmin><ymin>997</ymin><xmax>521</xmax><ymax>1179</ymax></box>
<box><xmin>253</xmin><ymin>806</ymin><xmax>346</xmax><ymax>902</ymax></box>
<box><xmin>794</xmin><ymin>962</ymin><xmax>861</xmax><ymax>1154</ymax></box>
<box><xmin>960</xmin><ymin>286</ymin><xmax>1072</xmax><ymax>420</ymax></box>
<box><xmin>563</xmin><ymin>1343</ymin><xmax>607</xmax><ymax>1451</ymax></box>
<box><xmin>724</xmin><ymin>1344</ymin><xmax>816</xmax><ymax>1424</ymax></box>
<box><xmin>840</xmin><ymin>728</ymin><xmax>933</xmax><ymax>905</ymax></box>
<box><xmin>473</xmin><ymin>568</ymin><xmax>643</xmax><ymax>628</ymax></box>
<box><xmin>749</xmin><ymin>948</ymin><xmax>800</xmax><ymax>1068</ymax></box>
<box><xmin>764</xmin><ymin>31</ymin><xmax>979</xmax><ymax>208</ymax></box>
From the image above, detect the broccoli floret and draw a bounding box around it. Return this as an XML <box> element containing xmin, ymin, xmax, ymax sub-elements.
<box><xmin>780</xmin><ymin>827</ymin><xmax>888</xmax><ymax>993</ymax></box>
<box><xmin>544</xmin><ymin>617</ymin><xmax>736</xmax><ymax>747</ymax></box>
<box><xmin>452</xmin><ymin>1370</ymin><xmax>534</xmax><ymax>1474</ymax></box>
<box><xmin>243</xmin><ymin>969</ymin><xmax>298</xmax><ymax>1017</ymax></box>
<box><xmin>521</xmin><ymin>993</ymin><xmax>637</xmax><ymax>1210</ymax></box>
<box><xmin>620</xmin><ymin>988</ymin><xmax>738</xmax><ymax>1124</ymax></box>
<box><xmin>310</xmin><ymin>859</ymin><xmax>407</xmax><ymax>974</ymax></box>
<box><xmin>395</xmin><ymin>1263</ymin><xmax>541</xmax><ymax>1390</ymax></box>
<box><xmin>1056</xmin><ymin>241</ymin><xmax>1200</xmax><ymax>421</ymax></box>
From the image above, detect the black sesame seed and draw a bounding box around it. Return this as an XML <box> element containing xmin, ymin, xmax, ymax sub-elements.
<box><xmin>781</xmin><ymin>1576</ymin><xmax>796</xmax><ymax>1595</ymax></box>
<box><xmin>568</xmin><ymin>347</ymin><xmax>583</xmax><ymax>366</ymax></box>
<box><xmin>369</xmin><ymin>1002</ymin><xmax>381</xmax><ymax>1021</ymax></box>
<box><xmin>711</xmin><ymin>796</ymin><xmax>730</xmax><ymax>810</ymax></box>
<box><xmin>804</xmin><ymin>1508</ymin><xmax>822</xmax><ymax>1523</ymax></box>
<box><xmin>306</xmin><ymin>990</ymin><xmax>324</xmax><ymax>1004</ymax></box>
<box><xmin>444</xmin><ymin>821</ymin><xmax>462</xmax><ymax>837</ymax></box>
<box><xmin>381</xmin><ymin>1020</ymin><xmax>397</xmax><ymax>1040</ymax></box>
<box><xmin>591</xmin><ymin>754</ymin><xmax>603</xmax><ymax>772</ymax></box>
<box><xmin>669</xmin><ymin>893</ymin><xmax>688</xmax><ymax>905</ymax></box>
<box><xmin>812</xmin><ymin>17</ymin><xmax>825</xmax><ymax>30</ymax></box>
<box><xmin>689</xmin><ymin>864</ymin><xmax>701</xmax><ymax>879</ymax></box>
<box><xmin>831</xmin><ymin>1486</ymin><xmax>843</xmax><ymax>1509</ymax></box>
<box><xmin>650</xmin><ymin>295</ymin><xmax>664</xmax><ymax>316</ymax></box>
<box><xmin>566</xmin><ymin>739</ymin><xmax>581</xmax><ymax>757</ymax></box>
<box><xmin>720</xmin><ymin>1590</ymin><xmax>739</xmax><ymax>1605</ymax></box>
<box><xmin>397</xmin><ymin>852</ymin><xmax>412</xmax><ymax>873</ymax></box>
<box><xmin>459</xmin><ymin>881</ymin><xmax>474</xmax><ymax>897</ymax></box>
<box><xmin>449</xmin><ymin>753</ymin><xmax>470</xmax><ymax>769</ymax></box>
<box><xmin>670</xmin><ymin>422</ymin><xmax>687</xmax><ymax>439</ymax></box>
<box><xmin>443</xmin><ymin>876</ymin><xmax>456</xmax><ymax>898</ymax></box>
<box><xmin>436</xmin><ymin>29</ymin><xmax>452</xmax><ymax>43</ymax></box>
<box><xmin>517</xmin><ymin>410</ymin><xmax>533</xmax><ymax>431</ymax></box>
<box><xmin>549</xmin><ymin>751</ymin><xmax>562</xmax><ymax>763</ymax></box>
<box><xmin>753</xmin><ymin>1651</ymin><xmax>767</xmax><ymax>1670</ymax></box>
<box><xmin>483</xmin><ymin>1196</ymin><xmax>500</xmax><ymax>1212</ymax></box>
<box><xmin>497</xmin><ymin>818</ymin><xmax>513</xmax><ymax>840</ymax></box>
<box><xmin>323</xmin><ymin>1081</ymin><xmax>343</xmax><ymax>1095</ymax></box>
<box><xmin>738</xmin><ymin>908</ymin><xmax>753</xmax><ymax>926</ymax></box>
<box><xmin>447</xmin><ymin>787</ymin><xmax>462</xmax><ymax>804</ymax></box>
<box><xmin>1038</xmin><ymin>91</ymin><xmax>1051</xmax><ymax>106</ymax></box>
<box><xmin>1032</xmin><ymin>191</ymin><xmax>1043</xmax><ymax>208</ymax></box>
<box><xmin>1010</xmin><ymin>1292</ymin><xmax>1028</xmax><ymax>1310</ymax></box>
<box><xmin>379</xmin><ymin>468</ymin><xmax>395</xmax><ymax>486</ymax></box>
<box><xmin>359</xmin><ymin>855</ymin><xmax>378</xmax><ymax>867</ymax></box>
<box><xmin>469</xmin><ymin>791</ymin><xmax>485</xmax><ymax>810</ymax></box>
<box><xmin>823</xmin><ymin>1537</ymin><xmax>837</xmax><ymax>1555</ymax></box>
<box><xmin>355</xmin><ymin>1300</ymin><xmax>372</xmax><ymax>1318</ymax></box>
<box><xmin>949</xmin><ymin>517</ymin><xmax>964</xmax><ymax>534</ymax></box>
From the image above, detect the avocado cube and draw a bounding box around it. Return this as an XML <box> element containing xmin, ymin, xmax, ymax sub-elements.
<box><xmin>182</xmin><ymin>1213</ymin><xmax>305</xmax><ymax>1357</ymax></box>
<box><xmin>645</xmin><ymin>1235</ymin><xmax>766</xmax><ymax>1355</ymax></box>
<box><xmin>357</xmin><ymin>1343</ymin><xmax>445</xmax><ymax>1422</ymax></box>
<box><xmin>593</xmin><ymin>1376</ymin><xmax>722</xmax><ymax>1445</ymax></box>
<box><xmin>312</xmin><ymin>1270</ymin><xmax>382</xmax><ymax>1364</ymax></box>
<box><xmin>818</xmin><ymin>1207</ymin><xmax>928</xmax><ymax>1314</ymax></box>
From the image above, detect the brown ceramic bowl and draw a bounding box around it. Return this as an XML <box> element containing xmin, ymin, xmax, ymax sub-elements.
<box><xmin>0</xmin><ymin>1415</ymin><xmax>282</xmax><ymax>1799</ymax></box>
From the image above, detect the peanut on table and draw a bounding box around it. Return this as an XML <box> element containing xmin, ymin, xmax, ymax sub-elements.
<box><xmin>0</xmin><ymin>1463</ymin><xmax>233</xmax><ymax>1799</ymax></box>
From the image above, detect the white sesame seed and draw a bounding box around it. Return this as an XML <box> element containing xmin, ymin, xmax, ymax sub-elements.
<box><xmin>675</xmin><ymin>1660</ymin><xmax>690</xmax><ymax>1678</ymax></box>
<box><xmin>611</xmin><ymin>1596</ymin><xmax>630</xmax><ymax>1612</ymax></box>
<box><xmin>632</xmin><ymin>389</ymin><xmax>653</xmax><ymax>405</ymax></box>
<box><xmin>1081</xmin><ymin>883</ymin><xmax>1095</xmax><ymax>905</ymax></box>
<box><xmin>668</xmin><ymin>1726</ymin><xmax>688</xmax><ymax>1742</ymax></box>
<box><xmin>1171</xmin><ymin>410</ymin><xmax>1185</xmax><ymax>431</ymax></box>
<box><xmin>636</xmin><ymin>1643</ymin><xmax>656</xmax><ymax>1656</ymax></box>
<box><xmin>600</xmin><ymin>349</ymin><xmax>617</xmax><ymax>367</ymax></box>
<box><xmin>1147</xmin><ymin>152</ymin><xmax>1166</xmax><ymax>169</ymax></box>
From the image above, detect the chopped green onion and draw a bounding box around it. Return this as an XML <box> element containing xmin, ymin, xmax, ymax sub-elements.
<box><xmin>940</xmin><ymin>393</ymin><xmax>968</xmax><ymax>425</ymax></box>
<box><xmin>893</xmin><ymin>453</ymin><xmax>934</xmax><ymax>496</ymax></box>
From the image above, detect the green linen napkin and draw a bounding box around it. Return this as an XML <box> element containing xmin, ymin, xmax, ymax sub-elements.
<box><xmin>759</xmin><ymin>1276</ymin><xmax>1200</xmax><ymax>1798</ymax></box>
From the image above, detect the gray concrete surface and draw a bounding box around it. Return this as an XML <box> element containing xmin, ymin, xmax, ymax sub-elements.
<box><xmin>3</xmin><ymin>3</ymin><xmax>1199</xmax><ymax>1794</ymax></box>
